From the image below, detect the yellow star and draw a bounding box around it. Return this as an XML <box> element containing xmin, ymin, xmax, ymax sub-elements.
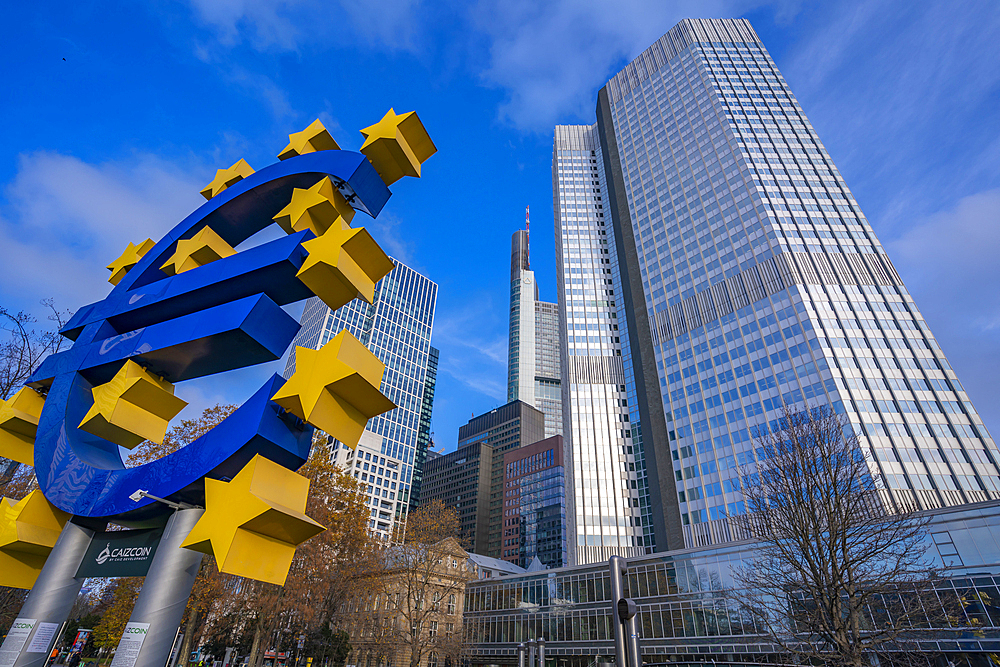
<box><xmin>180</xmin><ymin>454</ymin><xmax>325</xmax><ymax>586</ymax></box>
<box><xmin>160</xmin><ymin>226</ymin><xmax>236</xmax><ymax>276</ymax></box>
<box><xmin>200</xmin><ymin>159</ymin><xmax>255</xmax><ymax>200</ymax></box>
<box><xmin>278</xmin><ymin>119</ymin><xmax>341</xmax><ymax>161</ymax></box>
<box><xmin>0</xmin><ymin>490</ymin><xmax>71</xmax><ymax>589</ymax></box>
<box><xmin>272</xmin><ymin>176</ymin><xmax>356</xmax><ymax>237</ymax></box>
<box><xmin>107</xmin><ymin>239</ymin><xmax>156</xmax><ymax>286</ymax></box>
<box><xmin>359</xmin><ymin>109</ymin><xmax>437</xmax><ymax>185</ymax></box>
<box><xmin>271</xmin><ymin>330</ymin><xmax>395</xmax><ymax>449</ymax></box>
<box><xmin>78</xmin><ymin>360</ymin><xmax>187</xmax><ymax>449</ymax></box>
<box><xmin>0</xmin><ymin>387</ymin><xmax>45</xmax><ymax>467</ymax></box>
<box><xmin>295</xmin><ymin>224</ymin><xmax>395</xmax><ymax>312</ymax></box>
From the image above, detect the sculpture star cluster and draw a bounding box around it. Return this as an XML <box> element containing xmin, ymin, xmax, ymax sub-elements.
<box><xmin>181</xmin><ymin>454</ymin><xmax>324</xmax><ymax>585</ymax></box>
<box><xmin>0</xmin><ymin>490</ymin><xmax>70</xmax><ymax>589</ymax></box>
<box><xmin>0</xmin><ymin>387</ymin><xmax>45</xmax><ymax>466</ymax></box>
<box><xmin>272</xmin><ymin>331</ymin><xmax>396</xmax><ymax>449</ymax></box>
<box><xmin>78</xmin><ymin>360</ymin><xmax>188</xmax><ymax>449</ymax></box>
<box><xmin>14</xmin><ymin>108</ymin><xmax>438</xmax><ymax>588</ymax></box>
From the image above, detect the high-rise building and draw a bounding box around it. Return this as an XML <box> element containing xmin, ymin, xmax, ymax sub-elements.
<box><xmin>330</xmin><ymin>433</ymin><xmax>408</xmax><ymax>539</ymax></box>
<box><xmin>458</xmin><ymin>401</ymin><xmax>546</xmax><ymax>558</ymax></box>
<box><xmin>412</xmin><ymin>345</ymin><xmax>440</xmax><ymax>506</ymax></box>
<box><xmin>501</xmin><ymin>435</ymin><xmax>567</xmax><ymax>569</ymax></box>
<box><xmin>554</xmin><ymin>126</ymin><xmax>665</xmax><ymax>565</ymax></box>
<box><xmin>561</xmin><ymin>17</ymin><xmax>1000</xmax><ymax>551</ymax></box>
<box><xmin>508</xmin><ymin>224</ymin><xmax>563</xmax><ymax>438</ymax></box>
<box><xmin>284</xmin><ymin>259</ymin><xmax>439</xmax><ymax>532</ymax></box>
<box><xmin>420</xmin><ymin>440</ymin><xmax>493</xmax><ymax>553</ymax></box>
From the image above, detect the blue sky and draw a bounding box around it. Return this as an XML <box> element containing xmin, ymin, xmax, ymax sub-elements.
<box><xmin>1</xmin><ymin>1</ymin><xmax>998</xmax><ymax>454</ymax></box>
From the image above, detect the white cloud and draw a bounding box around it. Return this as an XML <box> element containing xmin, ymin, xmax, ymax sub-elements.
<box><xmin>0</xmin><ymin>151</ymin><xmax>205</xmax><ymax>314</ymax></box>
<box><xmin>472</xmin><ymin>0</ymin><xmax>787</xmax><ymax>131</ymax></box>
<box><xmin>183</xmin><ymin>0</ymin><xmax>423</xmax><ymax>53</ymax></box>
<box><xmin>781</xmin><ymin>0</ymin><xmax>1000</xmax><ymax>232</ymax></box>
<box><xmin>433</xmin><ymin>295</ymin><xmax>508</xmax><ymax>401</ymax></box>
<box><xmin>888</xmin><ymin>189</ymin><xmax>1000</xmax><ymax>429</ymax></box>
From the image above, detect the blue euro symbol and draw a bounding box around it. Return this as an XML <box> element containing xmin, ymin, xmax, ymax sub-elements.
<box><xmin>28</xmin><ymin>151</ymin><xmax>390</xmax><ymax>521</ymax></box>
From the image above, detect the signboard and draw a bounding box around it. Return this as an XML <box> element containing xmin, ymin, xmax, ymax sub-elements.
<box><xmin>26</xmin><ymin>623</ymin><xmax>59</xmax><ymax>653</ymax></box>
<box><xmin>109</xmin><ymin>623</ymin><xmax>150</xmax><ymax>667</ymax></box>
<box><xmin>76</xmin><ymin>528</ymin><xmax>163</xmax><ymax>578</ymax></box>
<box><xmin>0</xmin><ymin>619</ymin><xmax>36</xmax><ymax>667</ymax></box>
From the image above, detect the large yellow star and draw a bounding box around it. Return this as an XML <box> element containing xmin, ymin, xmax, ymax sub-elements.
<box><xmin>107</xmin><ymin>239</ymin><xmax>156</xmax><ymax>285</ymax></box>
<box><xmin>180</xmin><ymin>454</ymin><xmax>325</xmax><ymax>586</ymax></box>
<box><xmin>0</xmin><ymin>490</ymin><xmax>71</xmax><ymax>589</ymax></box>
<box><xmin>78</xmin><ymin>360</ymin><xmax>187</xmax><ymax>449</ymax></box>
<box><xmin>278</xmin><ymin>119</ymin><xmax>341</xmax><ymax>161</ymax></box>
<box><xmin>296</xmin><ymin>225</ymin><xmax>395</xmax><ymax>312</ymax></box>
<box><xmin>200</xmin><ymin>159</ymin><xmax>255</xmax><ymax>200</ymax></box>
<box><xmin>271</xmin><ymin>331</ymin><xmax>395</xmax><ymax>449</ymax></box>
<box><xmin>0</xmin><ymin>387</ymin><xmax>45</xmax><ymax>466</ymax></box>
<box><xmin>160</xmin><ymin>226</ymin><xmax>236</xmax><ymax>276</ymax></box>
<box><xmin>359</xmin><ymin>109</ymin><xmax>437</xmax><ymax>185</ymax></box>
<box><xmin>272</xmin><ymin>176</ymin><xmax>355</xmax><ymax>237</ymax></box>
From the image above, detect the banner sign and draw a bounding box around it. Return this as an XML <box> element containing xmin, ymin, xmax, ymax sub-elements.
<box><xmin>72</xmin><ymin>630</ymin><xmax>92</xmax><ymax>653</ymax></box>
<box><xmin>76</xmin><ymin>528</ymin><xmax>163</xmax><ymax>578</ymax></box>
<box><xmin>0</xmin><ymin>619</ymin><xmax>36</xmax><ymax>667</ymax></box>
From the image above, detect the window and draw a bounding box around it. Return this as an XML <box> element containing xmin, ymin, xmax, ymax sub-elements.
<box><xmin>428</xmin><ymin>654</ymin><xmax>438</xmax><ymax>667</ymax></box>
<box><xmin>429</xmin><ymin>622</ymin><xmax>438</xmax><ymax>638</ymax></box>
<box><xmin>447</xmin><ymin>594</ymin><xmax>456</xmax><ymax>615</ymax></box>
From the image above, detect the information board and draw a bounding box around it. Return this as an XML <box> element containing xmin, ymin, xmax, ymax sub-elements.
<box><xmin>0</xmin><ymin>619</ymin><xmax>36</xmax><ymax>667</ymax></box>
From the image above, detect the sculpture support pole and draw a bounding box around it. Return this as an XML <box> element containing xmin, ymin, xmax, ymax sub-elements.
<box><xmin>608</xmin><ymin>556</ymin><xmax>627</xmax><ymax>667</ymax></box>
<box><xmin>8</xmin><ymin>521</ymin><xmax>96</xmax><ymax>667</ymax></box>
<box><xmin>111</xmin><ymin>508</ymin><xmax>204</xmax><ymax>667</ymax></box>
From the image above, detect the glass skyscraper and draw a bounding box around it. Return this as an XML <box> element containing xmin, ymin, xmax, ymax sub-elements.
<box><xmin>554</xmin><ymin>126</ymin><xmax>661</xmax><ymax>564</ymax></box>
<box><xmin>565</xmin><ymin>17</ymin><xmax>1000</xmax><ymax>550</ymax></box>
<box><xmin>508</xmin><ymin>228</ymin><xmax>563</xmax><ymax>438</ymax></box>
<box><xmin>284</xmin><ymin>259</ymin><xmax>438</xmax><ymax>534</ymax></box>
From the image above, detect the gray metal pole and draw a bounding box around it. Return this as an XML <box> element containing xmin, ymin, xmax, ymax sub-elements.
<box><xmin>10</xmin><ymin>521</ymin><xmax>96</xmax><ymax>667</ymax></box>
<box><xmin>526</xmin><ymin>639</ymin><xmax>536</xmax><ymax>667</ymax></box>
<box><xmin>517</xmin><ymin>644</ymin><xmax>525</xmax><ymax>667</ymax></box>
<box><xmin>536</xmin><ymin>638</ymin><xmax>545</xmax><ymax>667</ymax></box>
<box><xmin>608</xmin><ymin>556</ymin><xmax>627</xmax><ymax>667</ymax></box>
<box><xmin>626</xmin><ymin>615</ymin><xmax>641</xmax><ymax>667</ymax></box>
<box><xmin>111</xmin><ymin>508</ymin><xmax>204</xmax><ymax>667</ymax></box>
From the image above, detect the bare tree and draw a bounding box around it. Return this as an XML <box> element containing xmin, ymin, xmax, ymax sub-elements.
<box><xmin>730</xmin><ymin>405</ymin><xmax>959</xmax><ymax>666</ymax></box>
<box><xmin>346</xmin><ymin>501</ymin><xmax>473</xmax><ymax>667</ymax></box>
<box><xmin>0</xmin><ymin>299</ymin><xmax>70</xmax><ymax>401</ymax></box>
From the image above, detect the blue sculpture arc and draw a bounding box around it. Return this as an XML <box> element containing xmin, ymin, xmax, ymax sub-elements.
<box><xmin>28</xmin><ymin>150</ymin><xmax>391</xmax><ymax>523</ymax></box>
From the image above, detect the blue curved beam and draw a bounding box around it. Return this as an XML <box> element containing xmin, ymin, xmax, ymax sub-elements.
<box><xmin>29</xmin><ymin>150</ymin><xmax>389</xmax><ymax>521</ymax></box>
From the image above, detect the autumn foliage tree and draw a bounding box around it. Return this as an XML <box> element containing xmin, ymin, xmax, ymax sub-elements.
<box><xmin>345</xmin><ymin>500</ymin><xmax>472</xmax><ymax>667</ymax></box>
<box><xmin>195</xmin><ymin>434</ymin><xmax>378</xmax><ymax>667</ymax></box>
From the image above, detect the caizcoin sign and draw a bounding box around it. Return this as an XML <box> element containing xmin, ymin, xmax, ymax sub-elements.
<box><xmin>76</xmin><ymin>527</ymin><xmax>163</xmax><ymax>578</ymax></box>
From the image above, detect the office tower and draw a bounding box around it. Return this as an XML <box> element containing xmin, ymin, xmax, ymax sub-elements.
<box><xmin>501</xmin><ymin>435</ymin><xmax>568</xmax><ymax>569</ymax></box>
<box><xmin>331</xmin><ymin>433</ymin><xmax>408</xmax><ymax>538</ymax></box>
<box><xmin>579</xmin><ymin>17</ymin><xmax>1000</xmax><ymax>548</ymax></box>
<box><xmin>458</xmin><ymin>401</ymin><xmax>545</xmax><ymax>558</ymax></box>
<box><xmin>508</xmin><ymin>225</ymin><xmax>564</xmax><ymax>438</ymax></box>
<box><xmin>554</xmin><ymin>126</ymin><xmax>667</xmax><ymax>565</ymax></box>
<box><xmin>284</xmin><ymin>259</ymin><xmax>439</xmax><ymax>531</ymax></box>
<box><xmin>420</xmin><ymin>440</ymin><xmax>493</xmax><ymax>553</ymax></box>
<box><xmin>411</xmin><ymin>345</ymin><xmax>440</xmax><ymax>506</ymax></box>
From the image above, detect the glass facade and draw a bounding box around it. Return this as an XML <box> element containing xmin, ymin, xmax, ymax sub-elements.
<box><xmin>554</xmin><ymin>126</ymin><xmax>654</xmax><ymax>564</ymax></box>
<box><xmin>502</xmin><ymin>435</ymin><xmax>568</xmax><ymax>569</ymax></box>
<box><xmin>586</xmin><ymin>18</ymin><xmax>999</xmax><ymax>548</ymax></box>
<box><xmin>457</xmin><ymin>401</ymin><xmax>546</xmax><ymax>558</ymax></box>
<box><xmin>508</xmin><ymin>230</ymin><xmax>563</xmax><ymax>438</ymax></box>
<box><xmin>463</xmin><ymin>500</ymin><xmax>1000</xmax><ymax>665</ymax></box>
<box><xmin>284</xmin><ymin>259</ymin><xmax>438</xmax><ymax>532</ymax></box>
